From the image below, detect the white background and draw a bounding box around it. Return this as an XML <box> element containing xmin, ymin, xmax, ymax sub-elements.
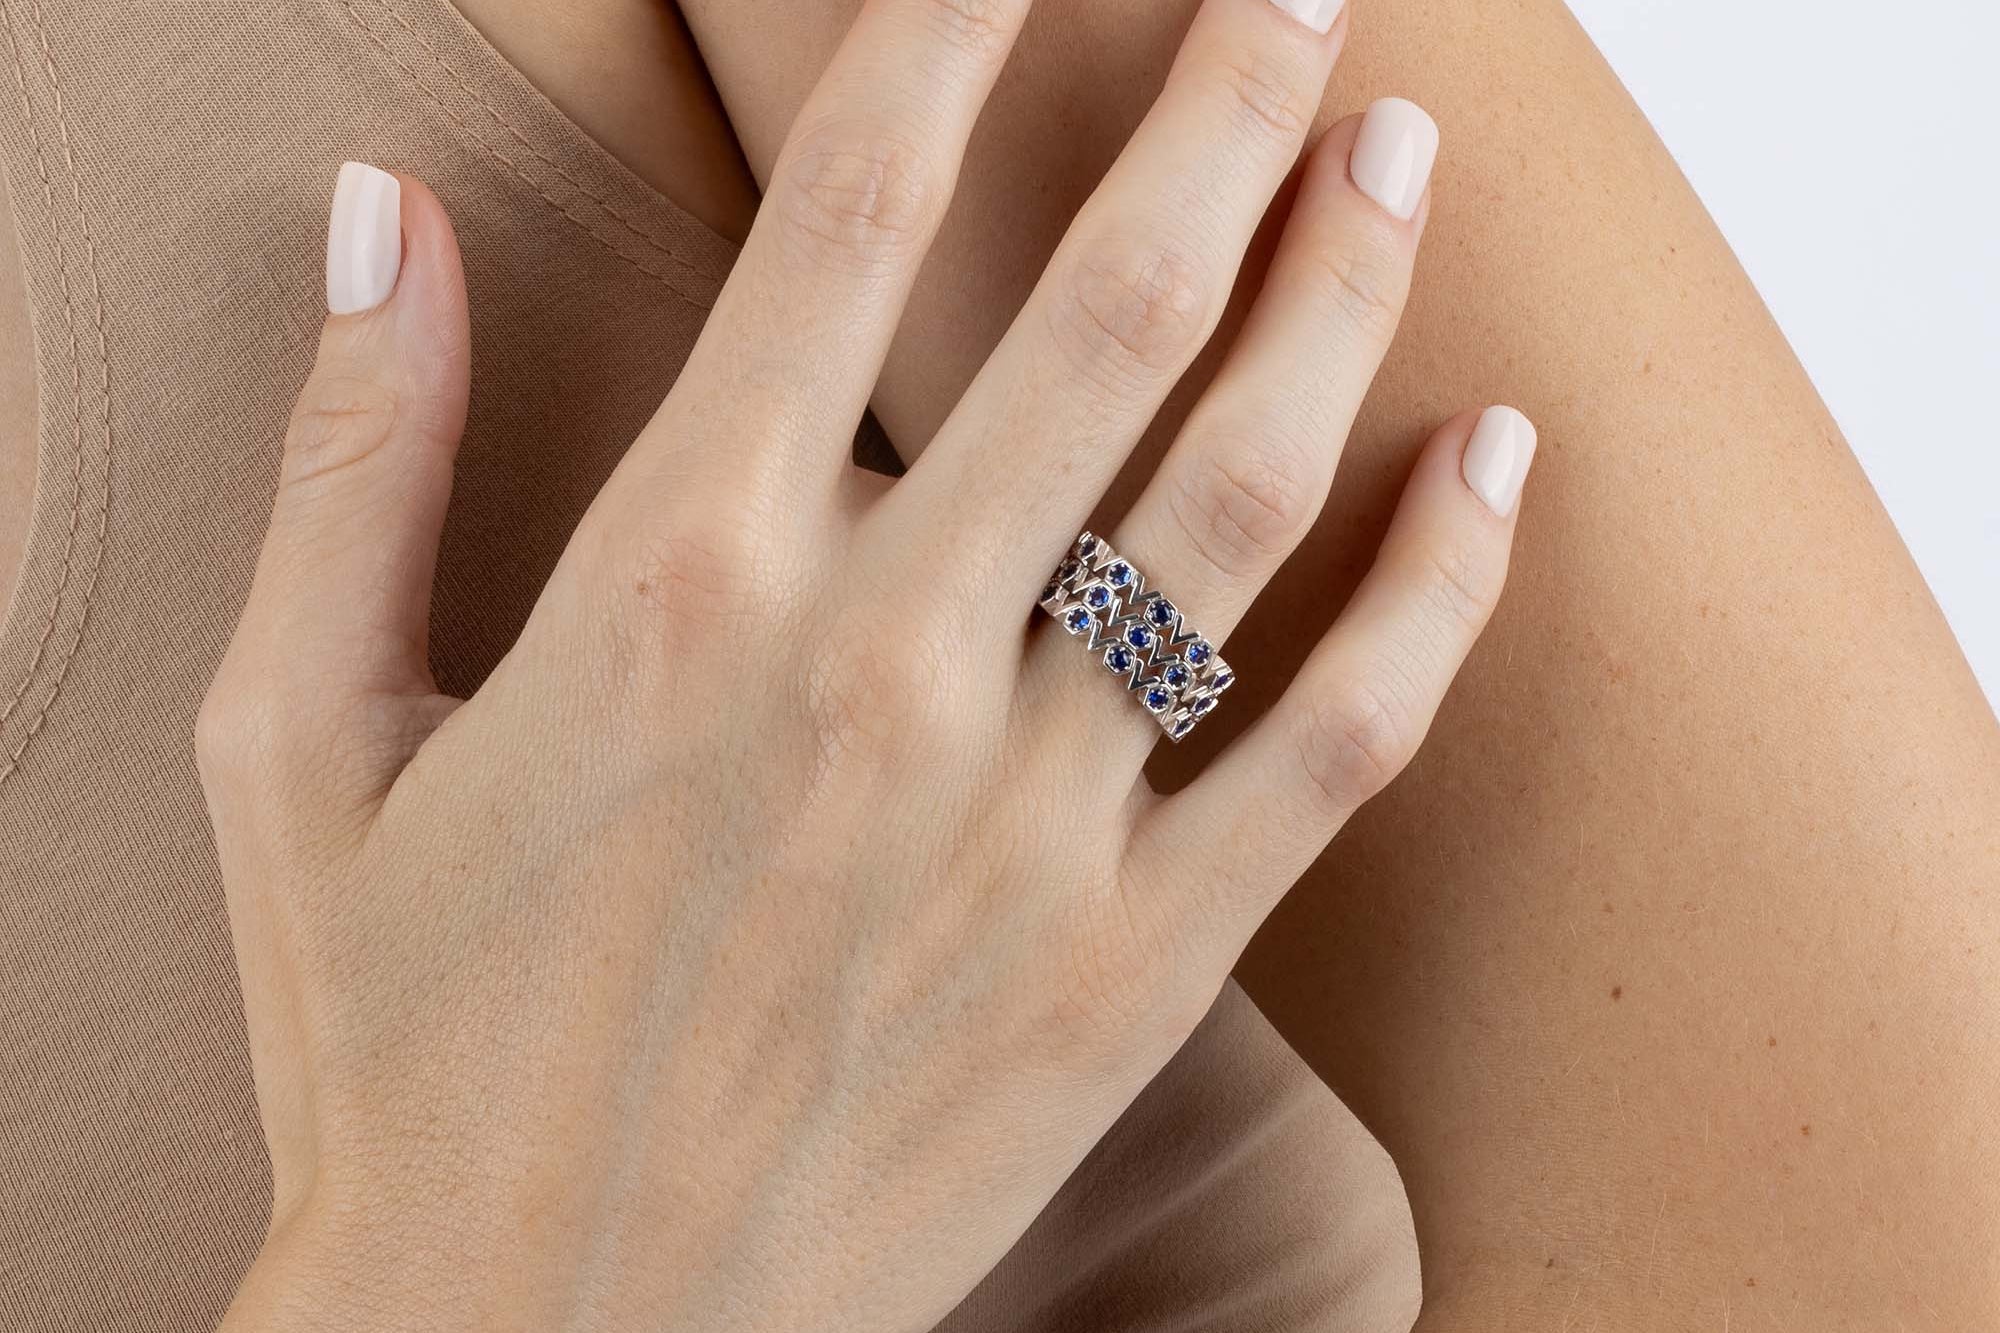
<box><xmin>1565</xmin><ymin>0</ymin><xmax>1998</xmax><ymax>704</ymax></box>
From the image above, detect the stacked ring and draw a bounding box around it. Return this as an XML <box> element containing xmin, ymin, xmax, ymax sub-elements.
<box><xmin>1039</xmin><ymin>532</ymin><xmax>1235</xmax><ymax>743</ymax></box>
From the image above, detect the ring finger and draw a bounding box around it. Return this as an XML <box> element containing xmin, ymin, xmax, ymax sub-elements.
<box><xmin>1042</xmin><ymin>100</ymin><xmax>1438</xmax><ymax>759</ymax></box>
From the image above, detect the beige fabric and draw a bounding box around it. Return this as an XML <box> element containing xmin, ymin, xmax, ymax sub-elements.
<box><xmin>0</xmin><ymin>2</ymin><xmax>1413</xmax><ymax>1328</ymax></box>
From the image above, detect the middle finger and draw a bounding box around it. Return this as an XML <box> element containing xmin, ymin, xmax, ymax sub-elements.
<box><xmin>877</xmin><ymin>0</ymin><xmax>1349</xmax><ymax>595</ymax></box>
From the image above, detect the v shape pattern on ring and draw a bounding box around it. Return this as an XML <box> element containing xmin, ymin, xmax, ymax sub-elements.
<box><xmin>1038</xmin><ymin>532</ymin><xmax>1236</xmax><ymax>742</ymax></box>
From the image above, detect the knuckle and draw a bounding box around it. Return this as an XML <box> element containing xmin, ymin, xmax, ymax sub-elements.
<box><xmin>1050</xmin><ymin>232</ymin><xmax>1216</xmax><ymax>390</ymax></box>
<box><xmin>193</xmin><ymin>674</ymin><xmax>263</xmax><ymax>784</ymax></box>
<box><xmin>772</xmin><ymin>126</ymin><xmax>937</xmax><ymax>276</ymax></box>
<box><xmin>1412</xmin><ymin>536</ymin><xmax>1503</xmax><ymax>637</ymax></box>
<box><xmin>801</xmin><ymin>613</ymin><xmax>960</xmax><ymax>772</ymax></box>
<box><xmin>1205</xmin><ymin>49</ymin><xmax>1314</xmax><ymax>146</ymax></box>
<box><xmin>910</xmin><ymin>0</ymin><xmax>1016</xmax><ymax>58</ymax></box>
<box><xmin>1295</xmin><ymin>678</ymin><xmax>1419</xmax><ymax>814</ymax></box>
<box><xmin>195</xmin><ymin>664</ymin><xmax>327</xmax><ymax>794</ymax></box>
<box><xmin>622</xmin><ymin>521</ymin><xmax>770</xmax><ymax>645</ymax></box>
<box><xmin>1033</xmin><ymin>872</ymin><xmax>1216</xmax><ymax>1065</ymax></box>
<box><xmin>1045</xmin><ymin>904</ymin><xmax>1160</xmax><ymax>1054</ymax></box>
<box><xmin>284</xmin><ymin>373</ymin><xmax>402</xmax><ymax>485</ymax></box>
<box><xmin>1297</xmin><ymin>231</ymin><xmax>1410</xmax><ymax>346</ymax></box>
<box><xmin>1166</xmin><ymin>417</ymin><xmax>1323</xmax><ymax>578</ymax></box>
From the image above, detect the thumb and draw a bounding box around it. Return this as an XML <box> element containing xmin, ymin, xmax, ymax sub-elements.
<box><xmin>210</xmin><ymin>164</ymin><xmax>470</xmax><ymax>802</ymax></box>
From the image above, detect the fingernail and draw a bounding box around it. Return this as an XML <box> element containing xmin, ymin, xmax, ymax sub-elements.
<box><xmin>1462</xmin><ymin>406</ymin><xmax>1538</xmax><ymax>518</ymax></box>
<box><xmin>326</xmin><ymin>162</ymin><xmax>402</xmax><ymax>315</ymax></box>
<box><xmin>1350</xmin><ymin>97</ymin><xmax>1439</xmax><ymax>221</ymax></box>
<box><xmin>1265</xmin><ymin>0</ymin><xmax>1346</xmax><ymax>35</ymax></box>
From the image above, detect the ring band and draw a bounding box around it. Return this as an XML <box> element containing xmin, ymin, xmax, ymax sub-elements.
<box><xmin>1039</xmin><ymin>531</ymin><xmax>1235</xmax><ymax>743</ymax></box>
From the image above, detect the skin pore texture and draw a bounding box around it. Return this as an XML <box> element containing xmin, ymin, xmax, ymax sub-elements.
<box><xmin>394</xmin><ymin>1</ymin><xmax>2000</xmax><ymax>1324</ymax></box>
<box><xmin>208</xmin><ymin>0</ymin><xmax>1542</xmax><ymax>1324</ymax></box>
<box><xmin>662</xmin><ymin>0</ymin><xmax>2000</xmax><ymax>1328</ymax></box>
<box><xmin>420</xmin><ymin>6</ymin><xmax>1429</xmax><ymax>1323</ymax></box>
<box><xmin>2</xmin><ymin>0</ymin><xmax>1988</xmax><ymax>1327</ymax></box>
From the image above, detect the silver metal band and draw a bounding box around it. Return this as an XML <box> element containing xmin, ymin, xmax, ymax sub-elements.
<box><xmin>1039</xmin><ymin>531</ymin><xmax>1235</xmax><ymax>743</ymax></box>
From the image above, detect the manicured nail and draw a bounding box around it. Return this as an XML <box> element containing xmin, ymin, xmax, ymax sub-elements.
<box><xmin>326</xmin><ymin>162</ymin><xmax>402</xmax><ymax>315</ymax></box>
<box><xmin>1265</xmin><ymin>0</ymin><xmax>1345</xmax><ymax>35</ymax></box>
<box><xmin>1350</xmin><ymin>98</ymin><xmax>1439</xmax><ymax>221</ymax></box>
<box><xmin>1462</xmin><ymin>406</ymin><xmax>1538</xmax><ymax>518</ymax></box>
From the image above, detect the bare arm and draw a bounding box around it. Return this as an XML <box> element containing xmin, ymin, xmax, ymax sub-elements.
<box><xmin>679</xmin><ymin>0</ymin><xmax>2000</xmax><ymax>1325</ymax></box>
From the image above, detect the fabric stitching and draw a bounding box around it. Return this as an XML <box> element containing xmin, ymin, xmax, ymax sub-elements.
<box><xmin>0</xmin><ymin>2</ymin><xmax>72</xmax><ymax>741</ymax></box>
<box><xmin>4</xmin><ymin>0</ymin><xmax>111</xmax><ymax>776</ymax></box>
<box><xmin>368</xmin><ymin>0</ymin><xmax>714</xmax><ymax>288</ymax></box>
<box><xmin>335</xmin><ymin>0</ymin><xmax>715</xmax><ymax>311</ymax></box>
<box><xmin>0</xmin><ymin>0</ymin><xmax>110</xmax><ymax>786</ymax></box>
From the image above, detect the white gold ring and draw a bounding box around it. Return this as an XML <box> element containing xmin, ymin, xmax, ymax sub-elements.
<box><xmin>1039</xmin><ymin>532</ymin><xmax>1235</xmax><ymax>743</ymax></box>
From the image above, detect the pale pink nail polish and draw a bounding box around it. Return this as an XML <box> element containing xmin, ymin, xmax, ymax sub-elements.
<box><xmin>1350</xmin><ymin>98</ymin><xmax>1439</xmax><ymax>221</ymax></box>
<box><xmin>1462</xmin><ymin>406</ymin><xmax>1538</xmax><ymax>518</ymax></box>
<box><xmin>326</xmin><ymin>162</ymin><xmax>402</xmax><ymax>315</ymax></box>
<box><xmin>1265</xmin><ymin>0</ymin><xmax>1346</xmax><ymax>35</ymax></box>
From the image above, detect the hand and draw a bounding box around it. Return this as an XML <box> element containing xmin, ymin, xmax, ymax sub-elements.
<box><xmin>199</xmin><ymin>0</ymin><xmax>1536</xmax><ymax>1327</ymax></box>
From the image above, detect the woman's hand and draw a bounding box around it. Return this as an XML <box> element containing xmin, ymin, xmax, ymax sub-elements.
<box><xmin>199</xmin><ymin>0</ymin><xmax>1535</xmax><ymax>1327</ymax></box>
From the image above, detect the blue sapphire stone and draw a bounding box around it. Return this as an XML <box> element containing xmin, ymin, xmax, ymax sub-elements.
<box><xmin>1125</xmin><ymin>624</ymin><xmax>1154</xmax><ymax>651</ymax></box>
<box><xmin>1064</xmin><ymin>607</ymin><xmax>1092</xmax><ymax>634</ymax></box>
<box><xmin>1212</xmin><ymin>670</ymin><xmax>1235</xmax><ymax>693</ymax></box>
<box><xmin>1058</xmin><ymin>557</ymin><xmax>1081</xmax><ymax>582</ymax></box>
<box><xmin>1192</xmin><ymin>695</ymin><xmax>1218</xmax><ymax>717</ymax></box>
<box><xmin>1172</xmin><ymin>716</ymin><xmax>1195</xmax><ymax>739</ymax></box>
<box><xmin>1163</xmin><ymin>663</ymin><xmax>1191</xmax><ymax>689</ymax></box>
<box><xmin>1078</xmin><ymin>535</ymin><xmax>1099</xmax><ymax>560</ymax></box>
<box><xmin>1107</xmin><ymin>561</ymin><xmax>1135</xmax><ymax>588</ymax></box>
<box><xmin>1144</xmin><ymin>687</ymin><xmax>1172</xmax><ymax>713</ymax></box>
<box><xmin>1147</xmin><ymin>599</ymin><xmax>1177</xmax><ymax>628</ymax></box>
<box><xmin>1041</xmin><ymin>580</ymin><xmax>1060</xmax><ymax>603</ymax></box>
<box><xmin>1085</xmin><ymin>585</ymin><xmax>1112</xmax><ymax>609</ymax></box>
<box><xmin>1104</xmin><ymin>646</ymin><xmax>1135</xmax><ymax>673</ymax></box>
<box><xmin>1184</xmin><ymin>640</ymin><xmax>1212</xmax><ymax>667</ymax></box>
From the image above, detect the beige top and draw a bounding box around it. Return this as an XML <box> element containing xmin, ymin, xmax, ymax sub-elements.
<box><xmin>0</xmin><ymin>2</ymin><xmax>1408</xmax><ymax>1327</ymax></box>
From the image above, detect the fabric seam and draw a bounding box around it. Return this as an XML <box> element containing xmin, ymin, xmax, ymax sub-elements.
<box><xmin>0</xmin><ymin>0</ymin><xmax>110</xmax><ymax>787</ymax></box>
<box><xmin>370</xmin><ymin>0</ymin><xmax>714</xmax><ymax>289</ymax></box>
<box><xmin>335</xmin><ymin>0</ymin><xmax>718</xmax><ymax>312</ymax></box>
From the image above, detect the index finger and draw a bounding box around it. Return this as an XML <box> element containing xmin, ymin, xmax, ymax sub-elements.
<box><xmin>627</xmin><ymin>0</ymin><xmax>1035</xmax><ymax>493</ymax></box>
